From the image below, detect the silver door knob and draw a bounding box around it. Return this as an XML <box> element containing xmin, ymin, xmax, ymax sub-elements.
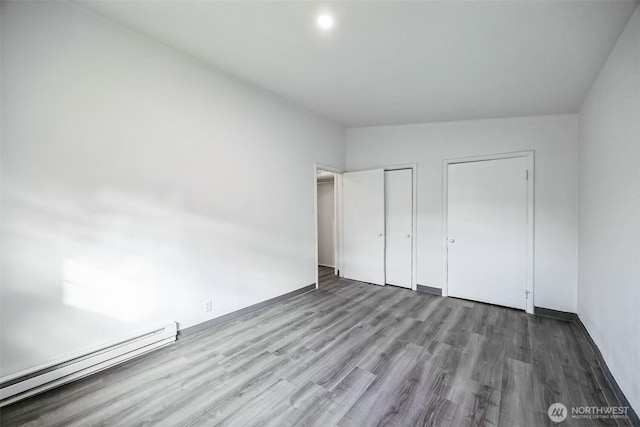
<box><xmin>378</xmin><ymin>233</ymin><xmax>383</xmax><ymax>237</ymax></box>
<box><xmin>449</xmin><ymin>239</ymin><xmax>455</xmax><ymax>243</ymax></box>
<box><xmin>406</xmin><ymin>234</ymin><xmax>412</xmax><ymax>238</ymax></box>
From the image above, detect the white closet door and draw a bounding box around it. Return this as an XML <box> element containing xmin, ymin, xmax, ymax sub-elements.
<box><xmin>385</xmin><ymin>169</ymin><xmax>413</xmax><ymax>288</ymax></box>
<box><xmin>447</xmin><ymin>157</ymin><xmax>528</xmax><ymax>310</ymax></box>
<box><xmin>342</xmin><ymin>169</ymin><xmax>385</xmax><ymax>286</ymax></box>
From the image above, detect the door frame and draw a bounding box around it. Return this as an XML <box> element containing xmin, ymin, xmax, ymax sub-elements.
<box><xmin>344</xmin><ymin>164</ymin><xmax>418</xmax><ymax>291</ymax></box>
<box><xmin>317</xmin><ymin>180</ymin><xmax>336</xmax><ymax>269</ymax></box>
<box><xmin>442</xmin><ymin>151</ymin><xmax>535</xmax><ymax>314</ymax></box>
<box><xmin>314</xmin><ymin>162</ymin><xmax>343</xmax><ymax>290</ymax></box>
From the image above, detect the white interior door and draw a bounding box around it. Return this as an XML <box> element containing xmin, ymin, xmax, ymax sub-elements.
<box><xmin>342</xmin><ymin>169</ymin><xmax>385</xmax><ymax>286</ymax></box>
<box><xmin>447</xmin><ymin>157</ymin><xmax>528</xmax><ymax>310</ymax></box>
<box><xmin>385</xmin><ymin>169</ymin><xmax>413</xmax><ymax>288</ymax></box>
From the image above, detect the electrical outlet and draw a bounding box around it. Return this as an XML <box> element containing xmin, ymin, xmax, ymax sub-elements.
<box><xmin>204</xmin><ymin>299</ymin><xmax>212</xmax><ymax>312</ymax></box>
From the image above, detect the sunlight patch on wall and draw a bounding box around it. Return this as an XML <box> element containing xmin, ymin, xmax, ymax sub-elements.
<box><xmin>63</xmin><ymin>258</ymin><xmax>154</xmax><ymax>322</ymax></box>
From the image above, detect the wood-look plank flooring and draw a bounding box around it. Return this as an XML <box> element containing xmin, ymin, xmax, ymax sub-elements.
<box><xmin>0</xmin><ymin>267</ymin><xmax>631</xmax><ymax>426</ymax></box>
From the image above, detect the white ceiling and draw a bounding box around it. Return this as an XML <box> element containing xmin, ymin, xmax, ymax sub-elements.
<box><xmin>75</xmin><ymin>1</ymin><xmax>638</xmax><ymax>127</ymax></box>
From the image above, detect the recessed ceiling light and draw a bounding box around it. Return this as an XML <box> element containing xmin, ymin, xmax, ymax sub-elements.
<box><xmin>317</xmin><ymin>14</ymin><xmax>334</xmax><ymax>30</ymax></box>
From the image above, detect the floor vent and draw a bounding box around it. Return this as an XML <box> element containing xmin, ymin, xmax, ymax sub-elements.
<box><xmin>0</xmin><ymin>321</ymin><xmax>177</xmax><ymax>407</ymax></box>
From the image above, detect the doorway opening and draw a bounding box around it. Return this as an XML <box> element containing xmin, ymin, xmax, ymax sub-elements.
<box><xmin>315</xmin><ymin>165</ymin><xmax>342</xmax><ymax>290</ymax></box>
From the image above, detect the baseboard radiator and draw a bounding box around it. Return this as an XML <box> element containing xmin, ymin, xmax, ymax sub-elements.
<box><xmin>0</xmin><ymin>321</ymin><xmax>177</xmax><ymax>407</ymax></box>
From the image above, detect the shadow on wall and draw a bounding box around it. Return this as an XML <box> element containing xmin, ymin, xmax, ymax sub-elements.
<box><xmin>0</xmin><ymin>184</ymin><xmax>309</xmax><ymax>376</ymax></box>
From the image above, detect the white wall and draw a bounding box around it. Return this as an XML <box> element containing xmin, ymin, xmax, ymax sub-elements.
<box><xmin>578</xmin><ymin>6</ymin><xmax>640</xmax><ymax>413</ymax></box>
<box><xmin>317</xmin><ymin>181</ymin><xmax>335</xmax><ymax>267</ymax></box>
<box><xmin>346</xmin><ymin>114</ymin><xmax>578</xmax><ymax>312</ymax></box>
<box><xmin>0</xmin><ymin>1</ymin><xmax>344</xmax><ymax>376</ymax></box>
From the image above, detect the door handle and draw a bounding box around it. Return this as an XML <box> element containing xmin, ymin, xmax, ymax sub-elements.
<box><xmin>406</xmin><ymin>234</ymin><xmax>412</xmax><ymax>238</ymax></box>
<box><xmin>449</xmin><ymin>239</ymin><xmax>455</xmax><ymax>243</ymax></box>
<box><xmin>378</xmin><ymin>233</ymin><xmax>383</xmax><ymax>237</ymax></box>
